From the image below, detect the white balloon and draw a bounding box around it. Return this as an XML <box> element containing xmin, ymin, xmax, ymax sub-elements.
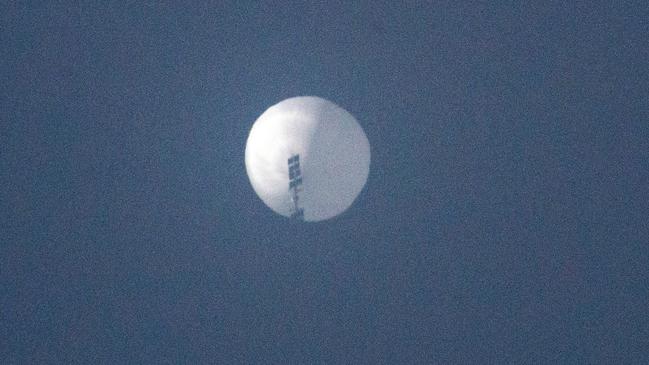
<box><xmin>245</xmin><ymin>96</ymin><xmax>370</xmax><ymax>222</ymax></box>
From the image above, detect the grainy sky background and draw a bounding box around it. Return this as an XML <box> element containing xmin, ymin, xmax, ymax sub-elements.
<box><xmin>2</xmin><ymin>1</ymin><xmax>648</xmax><ymax>363</ymax></box>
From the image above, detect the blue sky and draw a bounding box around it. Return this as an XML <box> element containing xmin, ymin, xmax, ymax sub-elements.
<box><xmin>2</xmin><ymin>2</ymin><xmax>648</xmax><ymax>363</ymax></box>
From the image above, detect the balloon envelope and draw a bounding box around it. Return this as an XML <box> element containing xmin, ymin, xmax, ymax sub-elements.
<box><xmin>245</xmin><ymin>96</ymin><xmax>370</xmax><ymax>221</ymax></box>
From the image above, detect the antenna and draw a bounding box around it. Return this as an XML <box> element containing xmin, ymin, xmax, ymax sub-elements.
<box><xmin>288</xmin><ymin>154</ymin><xmax>304</xmax><ymax>220</ymax></box>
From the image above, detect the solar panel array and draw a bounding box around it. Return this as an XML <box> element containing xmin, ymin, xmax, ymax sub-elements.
<box><xmin>288</xmin><ymin>154</ymin><xmax>304</xmax><ymax>220</ymax></box>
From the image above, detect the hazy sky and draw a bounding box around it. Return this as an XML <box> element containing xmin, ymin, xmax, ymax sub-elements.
<box><xmin>2</xmin><ymin>2</ymin><xmax>648</xmax><ymax>363</ymax></box>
